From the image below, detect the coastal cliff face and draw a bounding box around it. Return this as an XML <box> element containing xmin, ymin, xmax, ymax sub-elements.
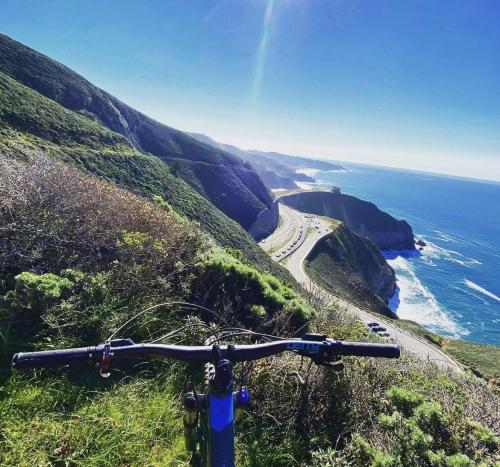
<box><xmin>305</xmin><ymin>221</ymin><xmax>397</xmax><ymax>316</ymax></box>
<box><xmin>248</xmin><ymin>201</ymin><xmax>280</xmax><ymax>241</ymax></box>
<box><xmin>281</xmin><ymin>190</ymin><xmax>415</xmax><ymax>250</ymax></box>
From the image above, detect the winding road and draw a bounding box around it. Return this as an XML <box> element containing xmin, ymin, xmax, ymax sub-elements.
<box><xmin>261</xmin><ymin>203</ymin><xmax>464</xmax><ymax>374</ymax></box>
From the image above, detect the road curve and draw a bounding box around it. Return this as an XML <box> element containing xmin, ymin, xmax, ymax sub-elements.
<box><xmin>262</xmin><ymin>205</ymin><xmax>464</xmax><ymax>374</ymax></box>
<box><xmin>259</xmin><ymin>204</ymin><xmax>303</xmax><ymax>254</ymax></box>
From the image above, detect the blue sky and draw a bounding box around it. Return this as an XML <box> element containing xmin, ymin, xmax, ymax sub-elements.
<box><xmin>2</xmin><ymin>0</ymin><xmax>500</xmax><ymax>180</ymax></box>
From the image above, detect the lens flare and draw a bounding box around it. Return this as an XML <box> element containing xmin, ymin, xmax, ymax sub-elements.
<box><xmin>251</xmin><ymin>0</ymin><xmax>275</xmax><ymax>102</ymax></box>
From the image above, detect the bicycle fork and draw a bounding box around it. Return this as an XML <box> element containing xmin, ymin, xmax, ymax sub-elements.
<box><xmin>183</xmin><ymin>345</ymin><xmax>250</xmax><ymax>466</ymax></box>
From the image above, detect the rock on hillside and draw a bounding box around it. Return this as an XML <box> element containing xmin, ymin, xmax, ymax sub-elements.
<box><xmin>281</xmin><ymin>190</ymin><xmax>415</xmax><ymax>250</ymax></box>
<box><xmin>0</xmin><ymin>33</ymin><xmax>274</xmax><ymax>234</ymax></box>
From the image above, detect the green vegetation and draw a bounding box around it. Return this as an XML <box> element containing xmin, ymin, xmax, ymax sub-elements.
<box><xmin>396</xmin><ymin>320</ymin><xmax>444</xmax><ymax>347</ymax></box>
<box><xmin>443</xmin><ymin>339</ymin><xmax>500</xmax><ymax>382</ymax></box>
<box><xmin>195</xmin><ymin>249</ymin><xmax>313</xmax><ymax>328</ymax></box>
<box><xmin>0</xmin><ymin>152</ymin><xmax>301</xmax><ymax>345</ymax></box>
<box><xmin>0</xmin><ymin>375</ymin><xmax>188</xmax><ymax>466</ymax></box>
<box><xmin>0</xmin><ymin>72</ymin><xmax>292</xmax><ymax>285</ymax></box>
<box><xmin>305</xmin><ymin>221</ymin><xmax>397</xmax><ymax>317</ymax></box>
<box><xmin>237</xmin><ymin>311</ymin><xmax>500</xmax><ymax>466</ymax></box>
<box><xmin>392</xmin><ymin>320</ymin><xmax>499</xmax><ymax>383</ymax></box>
<box><xmin>0</xmin><ymin>32</ymin><xmax>274</xmax><ymax>231</ymax></box>
<box><xmin>0</xmin><ymin>70</ymin><xmax>132</xmax><ymax>152</ymax></box>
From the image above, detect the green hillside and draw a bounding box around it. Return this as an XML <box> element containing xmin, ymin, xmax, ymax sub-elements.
<box><xmin>0</xmin><ymin>70</ymin><xmax>292</xmax><ymax>284</ymax></box>
<box><xmin>0</xmin><ymin>31</ymin><xmax>499</xmax><ymax>467</ymax></box>
<box><xmin>0</xmin><ymin>33</ymin><xmax>273</xmax><ymax>232</ymax></box>
<box><xmin>305</xmin><ymin>221</ymin><xmax>397</xmax><ymax>317</ymax></box>
<box><xmin>1</xmin><ymin>149</ymin><xmax>498</xmax><ymax>466</ymax></box>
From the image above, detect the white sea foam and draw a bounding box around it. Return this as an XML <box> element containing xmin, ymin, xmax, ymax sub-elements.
<box><xmin>453</xmin><ymin>285</ymin><xmax>490</xmax><ymax>306</ymax></box>
<box><xmin>464</xmin><ymin>279</ymin><xmax>500</xmax><ymax>302</ymax></box>
<box><xmin>271</xmin><ymin>188</ymin><xmax>288</xmax><ymax>193</ymax></box>
<box><xmin>420</xmin><ymin>238</ymin><xmax>481</xmax><ymax>268</ymax></box>
<box><xmin>387</xmin><ymin>255</ymin><xmax>467</xmax><ymax>338</ymax></box>
<box><xmin>295</xmin><ymin>181</ymin><xmax>317</xmax><ymax>190</ymax></box>
<box><xmin>295</xmin><ymin>168</ymin><xmax>320</xmax><ymax>177</ymax></box>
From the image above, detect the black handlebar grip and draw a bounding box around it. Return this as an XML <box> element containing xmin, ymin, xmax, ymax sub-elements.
<box><xmin>332</xmin><ymin>341</ymin><xmax>400</xmax><ymax>358</ymax></box>
<box><xmin>12</xmin><ymin>347</ymin><xmax>93</xmax><ymax>369</ymax></box>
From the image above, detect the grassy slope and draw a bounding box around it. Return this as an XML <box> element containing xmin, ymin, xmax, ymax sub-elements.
<box><xmin>0</xmin><ymin>33</ymin><xmax>273</xmax><ymax>231</ymax></box>
<box><xmin>443</xmin><ymin>339</ymin><xmax>500</xmax><ymax>381</ymax></box>
<box><xmin>396</xmin><ymin>320</ymin><xmax>500</xmax><ymax>382</ymax></box>
<box><xmin>305</xmin><ymin>220</ymin><xmax>397</xmax><ymax>317</ymax></box>
<box><xmin>0</xmin><ymin>70</ymin><xmax>293</xmax><ymax>284</ymax></box>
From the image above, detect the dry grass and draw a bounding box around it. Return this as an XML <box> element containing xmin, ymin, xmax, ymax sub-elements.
<box><xmin>0</xmin><ymin>147</ymin><xmax>202</xmax><ymax>280</ymax></box>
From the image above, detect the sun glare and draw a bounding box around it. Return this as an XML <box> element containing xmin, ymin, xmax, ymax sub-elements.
<box><xmin>251</xmin><ymin>0</ymin><xmax>275</xmax><ymax>103</ymax></box>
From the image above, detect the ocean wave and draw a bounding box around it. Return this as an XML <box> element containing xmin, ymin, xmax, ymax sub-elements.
<box><xmin>419</xmin><ymin>238</ymin><xmax>481</xmax><ymax>268</ymax></box>
<box><xmin>431</xmin><ymin>229</ymin><xmax>495</xmax><ymax>254</ymax></box>
<box><xmin>452</xmin><ymin>284</ymin><xmax>491</xmax><ymax>306</ymax></box>
<box><xmin>295</xmin><ymin>181</ymin><xmax>317</xmax><ymax>190</ymax></box>
<box><xmin>387</xmin><ymin>256</ymin><xmax>468</xmax><ymax>338</ymax></box>
<box><xmin>295</xmin><ymin>168</ymin><xmax>320</xmax><ymax>177</ymax></box>
<box><xmin>464</xmin><ymin>279</ymin><xmax>500</xmax><ymax>302</ymax></box>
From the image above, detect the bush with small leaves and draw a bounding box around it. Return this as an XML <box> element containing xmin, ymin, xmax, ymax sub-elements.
<box><xmin>386</xmin><ymin>386</ymin><xmax>424</xmax><ymax>416</ymax></box>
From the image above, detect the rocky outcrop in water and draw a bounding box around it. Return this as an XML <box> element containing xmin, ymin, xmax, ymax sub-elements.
<box><xmin>281</xmin><ymin>190</ymin><xmax>415</xmax><ymax>250</ymax></box>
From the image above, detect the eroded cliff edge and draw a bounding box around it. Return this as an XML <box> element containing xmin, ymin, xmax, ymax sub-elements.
<box><xmin>281</xmin><ymin>190</ymin><xmax>415</xmax><ymax>250</ymax></box>
<box><xmin>305</xmin><ymin>220</ymin><xmax>397</xmax><ymax>317</ymax></box>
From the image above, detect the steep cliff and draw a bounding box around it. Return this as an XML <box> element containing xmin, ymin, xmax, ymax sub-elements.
<box><xmin>0</xmin><ymin>70</ymin><xmax>293</xmax><ymax>285</ymax></box>
<box><xmin>0</xmin><ymin>33</ymin><xmax>274</xmax><ymax>233</ymax></box>
<box><xmin>248</xmin><ymin>200</ymin><xmax>280</xmax><ymax>241</ymax></box>
<box><xmin>281</xmin><ymin>190</ymin><xmax>415</xmax><ymax>250</ymax></box>
<box><xmin>305</xmin><ymin>221</ymin><xmax>397</xmax><ymax>317</ymax></box>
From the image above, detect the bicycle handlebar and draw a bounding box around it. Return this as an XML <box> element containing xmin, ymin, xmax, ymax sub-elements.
<box><xmin>12</xmin><ymin>338</ymin><xmax>400</xmax><ymax>370</ymax></box>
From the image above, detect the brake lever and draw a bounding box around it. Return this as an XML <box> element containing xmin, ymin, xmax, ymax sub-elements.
<box><xmin>96</xmin><ymin>338</ymin><xmax>135</xmax><ymax>378</ymax></box>
<box><xmin>98</xmin><ymin>341</ymin><xmax>112</xmax><ymax>378</ymax></box>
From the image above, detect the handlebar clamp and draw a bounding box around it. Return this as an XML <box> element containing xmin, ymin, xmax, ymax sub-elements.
<box><xmin>311</xmin><ymin>341</ymin><xmax>343</xmax><ymax>371</ymax></box>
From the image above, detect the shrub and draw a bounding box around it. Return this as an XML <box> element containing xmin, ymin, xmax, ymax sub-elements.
<box><xmin>468</xmin><ymin>420</ymin><xmax>499</xmax><ymax>452</ymax></box>
<box><xmin>194</xmin><ymin>248</ymin><xmax>314</xmax><ymax>332</ymax></box>
<box><xmin>13</xmin><ymin>272</ymin><xmax>74</xmax><ymax>308</ymax></box>
<box><xmin>0</xmin><ymin>149</ymin><xmax>201</xmax><ymax>277</ymax></box>
<box><xmin>386</xmin><ymin>386</ymin><xmax>424</xmax><ymax>416</ymax></box>
<box><xmin>0</xmin><ymin>149</ymin><xmax>203</xmax><ymax>349</ymax></box>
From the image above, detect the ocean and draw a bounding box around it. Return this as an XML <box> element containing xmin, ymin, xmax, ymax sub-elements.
<box><xmin>297</xmin><ymin>163</ymin><xmax>500</xmax><ymax>345</ymax></box>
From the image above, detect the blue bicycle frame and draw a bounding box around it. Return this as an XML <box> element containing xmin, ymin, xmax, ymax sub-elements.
<box><xmin>183</xmin><ymin>345</ymin><xmax>250</xmax><ymax>467</ymax></box>
<box><xmin>12</xmin><ymin>334</ymin><xmax>400</xmax><ymax>467</ymax></box>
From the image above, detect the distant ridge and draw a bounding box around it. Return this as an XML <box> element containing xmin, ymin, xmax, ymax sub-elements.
<box><xmin>189</xmin><ymin>132</ymin><xmax>345</xmax><ymax>190</ymax></box>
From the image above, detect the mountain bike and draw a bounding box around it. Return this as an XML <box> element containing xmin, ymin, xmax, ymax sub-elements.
<box><xmin>12</xmin><ymin>333</ymin><xmax>400</xmax><ymax>466</ymax></box>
